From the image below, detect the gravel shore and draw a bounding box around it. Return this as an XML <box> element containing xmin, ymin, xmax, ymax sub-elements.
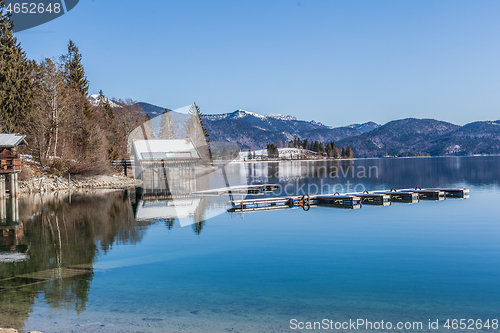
<box><xmin>18</xmin><ymin>174</ymin><xmax>138</xmax><ymax>194</ymax></box>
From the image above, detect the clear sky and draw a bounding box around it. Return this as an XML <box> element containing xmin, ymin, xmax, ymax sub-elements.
<box><xmin>15</xmin><ymin>0</ymin><xmax>500</xmax><ymax>127</ymax></box>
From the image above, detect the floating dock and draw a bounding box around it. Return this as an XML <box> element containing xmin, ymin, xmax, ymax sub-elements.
<box><xmin>227</xmin><ymin>187</ymin><xmax>469</xmax><ymax>213</ymax></box>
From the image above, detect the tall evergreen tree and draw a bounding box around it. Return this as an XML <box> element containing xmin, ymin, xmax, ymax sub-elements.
<box><xmin>61</xmin><ymin>40</ymin><xmax>91</xmax><ymax>119</ymax></box>
<box><xmin>63</xmin><ymin>40</ymin><xmax>89</xmax><ymax>96</ymax></box>
<box><xmin>0</xmin><ymin>1</ymin><xmax>34</xmax><ymax>132</ymax></box>
<box><xmin>158</xmin><ymin>108</ymin><xmax>178</xmax><ymax>139</ymax></box>
<box><xmin>183</xmin><ymin>102</ymin><xmax>212</xmax><ymax>162</ymax></box>
<box><xmin>98</xmin><ymin>89</ymin><xmax>114</xmax><ymax>122</ymax></box>
<box><xmin>346</xmin><ymin>146</ymin><xmax>353</xmax><ymax>158</ymax></box>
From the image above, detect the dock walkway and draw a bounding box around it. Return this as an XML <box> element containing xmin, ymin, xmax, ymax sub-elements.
<box><xmin>228</xmin><ymin>187</ymin><xmax>469</xmax><ymax>213</ymax></box>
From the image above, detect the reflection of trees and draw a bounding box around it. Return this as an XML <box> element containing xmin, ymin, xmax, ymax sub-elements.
<box><xmin>192</xmin><ymin>197</ymin><xmax>209</xmax><ymax>235</ymax></box>
<box><xmin>164</xmin><ymin>218</ymin><xmax>175</xmax><ymax>230</ymax></box>
<box><xmin>0</xmin><ymin>190</ymin><xmax>145</xmax><ymax>332</ymax></box>
<box><xmin>192</xmin><ymin>221</ymin><xmax>205</xmax><ymax>235</ymax></box>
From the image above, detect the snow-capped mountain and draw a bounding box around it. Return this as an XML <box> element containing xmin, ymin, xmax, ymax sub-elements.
<box><xmin>204</xmin><ymin>109</ymin><xmax>328</xmax><ymax>133</ymax></box>
<box><xmin>136</xmin><ymin>102</ymin><xmax>380</xmax><ymax>150</ymax></box>
<box><xmin>204</xmin><ymin>109</ymin><xmax>295</xmax><ymax>121</ymax></box>
<box><xmin>88</xmin><ymin>94</ymin><xmax>121</xmax><ymax>108</ymax></box>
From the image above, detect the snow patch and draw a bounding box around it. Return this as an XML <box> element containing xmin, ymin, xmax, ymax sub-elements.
<box><xmin>0</xmin><ymin>253</ymin><xmax>29</xmax><ymax>263</ymax></box>
<box><xmin>88</xmin><ymin>94</ymin><xmax>121</xmax><ymax>108</ymax></box>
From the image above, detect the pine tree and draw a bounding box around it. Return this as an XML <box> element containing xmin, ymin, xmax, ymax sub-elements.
<box><xmin>62</xmin><ymin>40</ymin><xmax>89</xmax><ymax>96</ymax></box>
<box><xmin>60</xmin><ymin>40</ymin><xmax>91</xmax><ymax>120</ymax></box>
<box><xmin>346</xmin><ymin>146</ymin><xmax>353</xmax><ymax>158</ymax></box>
<box><xmin>0</xmin><ymin>1</ymin><xmax>34</xmax><ymax>132</ymax></box>
<box><xmin>158</xmin><ymin>108</ymin><xmax>178</xmax><ymax>139</ymax></box>
<box><xmin>97</xmin><ymin>90</ymin><xmax>114</xmax><ymax>123</ymax></box>
<box><xmin>183</xmin><ymin>103</ymin><xmax>212</xmax><ymax>162</ymax></box>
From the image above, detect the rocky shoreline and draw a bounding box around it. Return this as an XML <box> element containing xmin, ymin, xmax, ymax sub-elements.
<box><xmin>18</xmin><ymin>174</ymin><xmax>139</xmax><ymax>195</ymax></box>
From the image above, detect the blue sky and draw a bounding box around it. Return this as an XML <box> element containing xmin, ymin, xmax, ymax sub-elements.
<box><xmin>15</xmin><ymin>0</ymin><xmax>500</xmax><ymax>127</ymax></box>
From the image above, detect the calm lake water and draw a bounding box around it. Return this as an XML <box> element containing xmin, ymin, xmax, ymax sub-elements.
<box><xmin>1</xmin><ymin>156</ymin><xmax>499</xmax><ymax>332</ymax></box>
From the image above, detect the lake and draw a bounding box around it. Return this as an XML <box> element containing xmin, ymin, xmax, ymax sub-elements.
<box><xmin>1</xmin><ymin>156</ymin><xmax>499</xmax><ymax>332</ymax></box>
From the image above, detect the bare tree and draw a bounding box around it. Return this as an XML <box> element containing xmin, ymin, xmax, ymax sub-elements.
<box><xmin>37</xmin><ymin>59</ymin><xmax>68</xmax><ymax>159</ymax></box>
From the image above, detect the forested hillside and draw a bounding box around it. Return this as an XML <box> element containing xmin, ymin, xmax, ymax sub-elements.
<box><xmin>0</xmin><ymin>6</ymin><xmax>146</xmax><ymax>175</ymax></box>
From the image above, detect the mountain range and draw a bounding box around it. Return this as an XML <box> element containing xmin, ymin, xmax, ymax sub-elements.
<box><xmin>136</xmin><ymin>102</ymin><xmax>500</xmax><ymax>157</ymax></box>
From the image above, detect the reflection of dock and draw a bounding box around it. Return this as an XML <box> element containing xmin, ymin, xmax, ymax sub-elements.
<box><xmin>193</xmin><ymin>184</ymin><xmax>280</xmax><ymax>196</ymax></box>
<box><xmin>228</xmin><ymin>187</ymin><xmax>469</xmax><ymax>213</ymax></box>
<box><xmin>0</xmin><ymin>265</ymin><xmax>93</xmax><ymax>291</ymax></box>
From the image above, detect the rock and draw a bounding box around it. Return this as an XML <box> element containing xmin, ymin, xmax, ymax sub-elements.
<box><xmin>0</xmin><ymin>328</ymin><xmax>19</xmax><ymax>333</ymax></box>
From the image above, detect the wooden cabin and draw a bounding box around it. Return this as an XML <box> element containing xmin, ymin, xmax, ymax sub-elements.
<box><xmin>0</xmin><ymin>134</ymin><xmax>26</xmax><ymax>173</ymax></box>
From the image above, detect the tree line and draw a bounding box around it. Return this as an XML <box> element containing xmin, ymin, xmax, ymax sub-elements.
<box><xmin>0</xmin><ymin>4</ymin><xmax>147</xmax><ymax>175</ymax></box>
<box><xmin>266</xmin><ymin>137</ymin><xmax>353</xmax><ymax>159</ymax></box>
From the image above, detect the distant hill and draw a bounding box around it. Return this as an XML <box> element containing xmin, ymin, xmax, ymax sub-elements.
<box><xmin>204</xmin><ymin>109</ymin><xmax>376</xmax><ymax>150</ymax></box>
<box><xmin>136</xmin><ymin>102</ymin><xmax>189</xmax><ymax>136</ymax></box>
<box><xmin>137</xmin><ymin>102</ymin><xmax>175</xmax><ymax>118</ymax></box>
<box><xmin>134</xmin><ymin>102</ymin><xmax>500</xmax><ymax>157</ymax></box>
<box><xmin>204</xmin><ymin>109</ymin><xmax>328</xmax><ymax>132</ymax></box>
<box><xmin>136</xmin><ymin>105</ymin><xmax>375</xmax><ymax>150</ymax></box>
<box><xmin>337</xmin><ymin>118</ymin><xmax>500</xmax><ymax>157</ymax></box>
<box><xmin>296</xmin><ymin>127</ymin><xmax>362</xmax><ymax>143</ymax></box>
<box><xmin>348</xmin><ymin>121</ymin><xmax>380</xmax><ymax>133</ymax></box>
<box><xmin>431</xmin><ymin>120</ymin><xmax>500</xmax><ymax>156</ymax></box>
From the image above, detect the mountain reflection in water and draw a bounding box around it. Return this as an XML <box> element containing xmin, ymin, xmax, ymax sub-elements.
<box><xmin>0</xmin><ymin>156</ymin><xmax>499</xmax><ymax>332</ymax></box>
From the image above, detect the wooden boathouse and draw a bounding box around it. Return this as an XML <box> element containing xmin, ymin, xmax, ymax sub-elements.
<box><xmin>131</xmin><ymin>139</ymin><xmax>201</xmax><ymax>197</ymax></box>
<box><xmin>0</xmin><ymin>134</ymin><xmax>26</xmax><ymax>198</ymax></box>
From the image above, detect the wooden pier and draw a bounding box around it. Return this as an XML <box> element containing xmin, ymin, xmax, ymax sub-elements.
<box><xmin>227</xmin><ymin>187</ymin><xmax>469</xmax><ymax>213</ymax></box>
<box><xmin>0</xmin><ymin>134</ymin><xmax>26</xmax><ymax>198</ymax></box>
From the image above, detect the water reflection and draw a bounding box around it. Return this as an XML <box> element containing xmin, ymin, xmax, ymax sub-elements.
<box><xmin>242</xmin><ymin>156</ymin><xmax>500</xmax><ymax>197</ymax></box>
<box><xmin>0</xmin><ymin>156</ymin><xmax>499</xmax><ymax>332</ymax></box>
<box><xmin>0</xmin><ymin>190</ymin><xmax>143</xmax><ymax>332</ymax></box>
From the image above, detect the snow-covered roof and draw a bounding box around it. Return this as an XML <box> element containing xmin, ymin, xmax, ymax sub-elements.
<box><xmin>0</xmin><ymin>134</ymin><xmax>27</xmax><ymax>148</ymax></box>
<box><xmin>132</xmin><ymin>139</ymin><xmax>201</xmax><ymax>161</ymax></box>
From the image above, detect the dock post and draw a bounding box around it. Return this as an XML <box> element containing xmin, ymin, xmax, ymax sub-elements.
<box><xmin>15</xmin><ymin>196</ymin><xmax>19</xmax><ymax>222</ymax></box>
<box><xmin>0</xmin><ymin>175</ymin><xmax>5</xmax><ymax>199</ymax></box>
<box><xmin>10</xmin><ymin>173</ymin><xmax>17</xmax><ymax>197</ymax></box>
<box><xmin>11</xmin><ymin>196</ymin><xmax>18</xmax><ymax>222</ymax></box>
<box><xmin>0</xmin><ymin>197</ymin><xmax>5</xmax><ymax>223</ymax></box>
<box><xmin>15</xmin><ymin>173</ymin><xmax>19</xmax><ymax>197</ymax></box>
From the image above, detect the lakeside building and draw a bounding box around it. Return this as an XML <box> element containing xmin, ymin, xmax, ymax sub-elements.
<box><xmin>0</xmin><ymin>133</ymin><xmax>27</xmax><ymax>198</ymax></box>
<box><xmin>131</xmin><ymin>139</ymin><xmax>201</xmax><ymax>196</ymax></box>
